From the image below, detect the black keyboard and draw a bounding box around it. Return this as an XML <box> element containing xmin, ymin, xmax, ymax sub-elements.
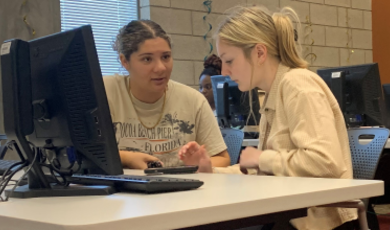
<box><xmin>68</xmin><ymin>174</ymin><xmax>204</xmax><ymax>194</ymax></box>
<box><xmin>0</xmin><ymin>159</ymin><xmax>20</xmax><ymax>175</ymax></box>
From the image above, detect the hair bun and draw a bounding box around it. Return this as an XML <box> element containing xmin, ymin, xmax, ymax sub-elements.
<box><xmin>204</xmin><ymin>54</ymin><xmax>222</xmax><ymax>71</ymax></box>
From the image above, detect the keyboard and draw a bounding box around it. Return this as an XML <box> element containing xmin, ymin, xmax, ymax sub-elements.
<box><xmin>68</xmin><ymin>174</ymin><xmax>204</xmax><ymax>194</ymax></box>
<box><xmin>0</xmin><ymin>159</ymin><xmax>20</xmax><ymax>175</ymax></box>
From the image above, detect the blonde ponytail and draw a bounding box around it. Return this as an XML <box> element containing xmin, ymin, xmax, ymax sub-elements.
<box><xmin>215</xmin><ymin>6</ymin><xmax>308</xmax><ymax>69</ymax></box>
<box><xmin>272</xmin><ymin>7</ymin><xmax>308</xmax><ymax>68</ymax></box>
<box><xmin>216</xmin><ymin>6</ymin><xmax>308</xmax><ymax>126</ymax></box>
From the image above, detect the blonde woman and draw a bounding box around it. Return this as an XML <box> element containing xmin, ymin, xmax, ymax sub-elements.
<box><xmin>179</xmin><ymin>6</ymin><xmax>357</xmax><ymax>230</ymax></box>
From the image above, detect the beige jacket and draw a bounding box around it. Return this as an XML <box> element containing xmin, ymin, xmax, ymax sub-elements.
<box><xmin>214</xmin><ymin>64</ymin><xmax>357</xmax><ymax>230</ymax></box>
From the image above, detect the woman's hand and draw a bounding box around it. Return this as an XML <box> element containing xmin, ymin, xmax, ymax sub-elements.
<box><xmin>239</xmin><ymin>147</ymin><xmax>262</xmax><ymax>169</ymax></box>
<box><xmin>178</xmin><ymin>141</ymin><xmax>213</xmax><ymax>173</ymax></box>
<box><xmin>119</xmin><ymin>151</ymin><xmax>162</xmax><ymax>170</ymax></box>
<box><xmin>178</xmin><ymin>142</ymin><xmax>204</xmax><ymax>166</ymax></box>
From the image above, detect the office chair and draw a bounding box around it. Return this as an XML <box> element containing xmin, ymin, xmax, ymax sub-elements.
<box><xmin>349</xmin><ymin>128</ymin><xmax>389</xmax><ymax>180</ymax></box>
<box><xmin>221</xmin><ymin>128</ymin><xmax>244</xmax><ymax>165</ymax></box>
<box><xmin>320</xmin><ymin>127</ymin><xmax>389</xmax><ymax>230</ymax></box>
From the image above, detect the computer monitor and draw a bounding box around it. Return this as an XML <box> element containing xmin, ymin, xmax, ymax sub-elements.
<box><xmin>383</xmin><ymin>84</ymin><xmax>390</xmax><ymax>128</ymax></box>
<box><xmin>211</xmin><ymin>75</ymin><xmax>261</xmax><ymax>132</ymax></box>
<box><xmin>317</xmin><ymin>63</ymin><xmax>384</xmax><ymax>127</ymax></box>
<box><xmin>0</xmin><ymin>25</ymin><xmax>123</xmax><ymax>197</ymax></box>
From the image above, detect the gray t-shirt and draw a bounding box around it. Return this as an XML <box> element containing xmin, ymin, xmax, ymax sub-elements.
<box><xmin>103</xmin><ymin>74</ymin><xmax>227</xmax><ymax>167</ymax></box>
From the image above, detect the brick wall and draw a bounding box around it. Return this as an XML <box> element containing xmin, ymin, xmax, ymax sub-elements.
<box><xmin>140</xmin><ymin>0</ymin><xmax>372</xmax><ymax>88</ymax></box>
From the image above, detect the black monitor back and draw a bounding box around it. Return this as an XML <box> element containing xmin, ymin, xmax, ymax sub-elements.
<box><xmin>28</xmin><ymin>25</ymin><xmax>122</xmax><ymax>175</ymax></box>
<box><xmin>382</xmin><ymin>84</ymin><xmax>390</xmax><ymax>128</ymax></box>
<box><xmin>317</xmin><ymin>63</ymin><xmax>383</xmax><ymax>127</ymax></box>
<box><xmin>211</xmin><ymin>75</ymin><xmax>261</xmax><ymax>128</ymax></box>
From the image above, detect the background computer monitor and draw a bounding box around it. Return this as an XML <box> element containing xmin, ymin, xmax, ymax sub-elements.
<box><xmin>1</xmin><ymin>25</ymin><xmax>123</xmax><ymax>197</ymax></box>
<box><xmin>211</xmin><ymin>75</ymin><xmax>261</xmax><ymax>132</ymax></box>
<box><xmin>317</xmin><ymin>63</ymin><xmax>384</xmax><ymax>127</ymax></box>
<box><xmin>382</xmin><ymin>84</ymin><xmax>390</xmax><ymax>128</ymax></box>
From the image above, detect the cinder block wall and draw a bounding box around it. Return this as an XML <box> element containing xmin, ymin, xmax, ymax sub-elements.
<box><xmin>140</xmin><ymin>0</ymin><xmax>372</xmax><ymax>88</ymax></box>
<box><xmin>0</xmin><ymin>0</ymin><xmax>60</xmax><ymax>160</ymax></box>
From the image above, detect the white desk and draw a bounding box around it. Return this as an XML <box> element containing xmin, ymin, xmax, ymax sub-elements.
<box><xmin>243</xmin><ymin>138</ymin><xmax>390</xmax><ymax>149</ymax></box>
<box><xmin>0</xmin><ymin>170</ymin><xmax>384</xmax><ymax>230</ymax></box>
<box><xmin>242</xmin><ymin>138</ymin><xmax>260</xmax><ymax>147</ymax></box>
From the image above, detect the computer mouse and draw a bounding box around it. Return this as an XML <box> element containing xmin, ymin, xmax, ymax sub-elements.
<box><xmin>147</xmin><ymin>161</ymin><xmax>163</xmax><ymax>168</ymax></box>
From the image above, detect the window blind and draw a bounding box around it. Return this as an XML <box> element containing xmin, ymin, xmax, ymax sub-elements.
<box><xmin>60</xmin><ymin>0</ymin><xmax>138</xmax><ymax>76</ymax></box>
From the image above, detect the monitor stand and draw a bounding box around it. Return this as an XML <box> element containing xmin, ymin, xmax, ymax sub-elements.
<box><xmin>4</xmin><ymin>140</ymin><xmax>115</xmax><ymax>199</ymax></box>
<box><xmin>5</xmin><ymin>184</ymin><xmax>115</xmax><ymax>198</ymax></box>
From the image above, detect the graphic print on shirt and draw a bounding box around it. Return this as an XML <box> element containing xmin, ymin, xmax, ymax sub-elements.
<box><xmin>113</xmin><ymin>113</ymin><xmax>194</xmax><ymax>166</ymax></box>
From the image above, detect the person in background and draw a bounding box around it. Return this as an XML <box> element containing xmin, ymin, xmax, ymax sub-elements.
<box><xmin>103</xmin><ymin>20</ymin><xmax>230</xmax><ymax>169</ymax></box>
<box><xmin>199</xmin><ymin>54</ymin><xmax>222</xmax><ymax>114</ymax></box>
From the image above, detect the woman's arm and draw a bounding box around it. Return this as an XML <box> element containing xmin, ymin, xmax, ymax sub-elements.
<box><xmin>258</xmin><ymin>90</ymin><xmax>348</xmax><ymax>178</ymax></box>
<box><xmin>119</xmin><ymin>151</ymin><xmax>161</xmax><ymax>169</ymax></box>
<box><xmin>210</xmin><ymin>150</ymin><xmax>230</xmax><ymax>167</ymax></box>
<box><xmin>179</xmin><ymin>142</ymin><xmax>230</xmax><ymax>167</ymax></box>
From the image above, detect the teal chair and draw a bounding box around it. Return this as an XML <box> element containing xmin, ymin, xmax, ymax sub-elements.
<box><xmin>221</xmin><ymin>128</ymin><xmax>244</xmax><ymax>165</ymax></box>
<box><xmin>320</xmin><ymin>127</ymin><xmax>389</xmax><ymax>230</ymax></box>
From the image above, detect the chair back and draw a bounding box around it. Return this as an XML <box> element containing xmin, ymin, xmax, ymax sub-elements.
<box><xmin>348</xmin><ymin>128</ymin><xmax>389</xmax><ymax>179</ymax></box>
<box><xmin>221</xmin><ymin>128</ymin><xmax>244</xmax><ymax>165</ymax></box>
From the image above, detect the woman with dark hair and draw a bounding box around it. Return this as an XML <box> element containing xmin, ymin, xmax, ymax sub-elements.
<box><xmin>103</xmin><ymin>20</ymin><xmax>230</xmax><ymax>169</ymax></box>
<box><xmin>199</xmin><ymin>54</ymin><xmax>222</xmax><ymax>112</ymax></box>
